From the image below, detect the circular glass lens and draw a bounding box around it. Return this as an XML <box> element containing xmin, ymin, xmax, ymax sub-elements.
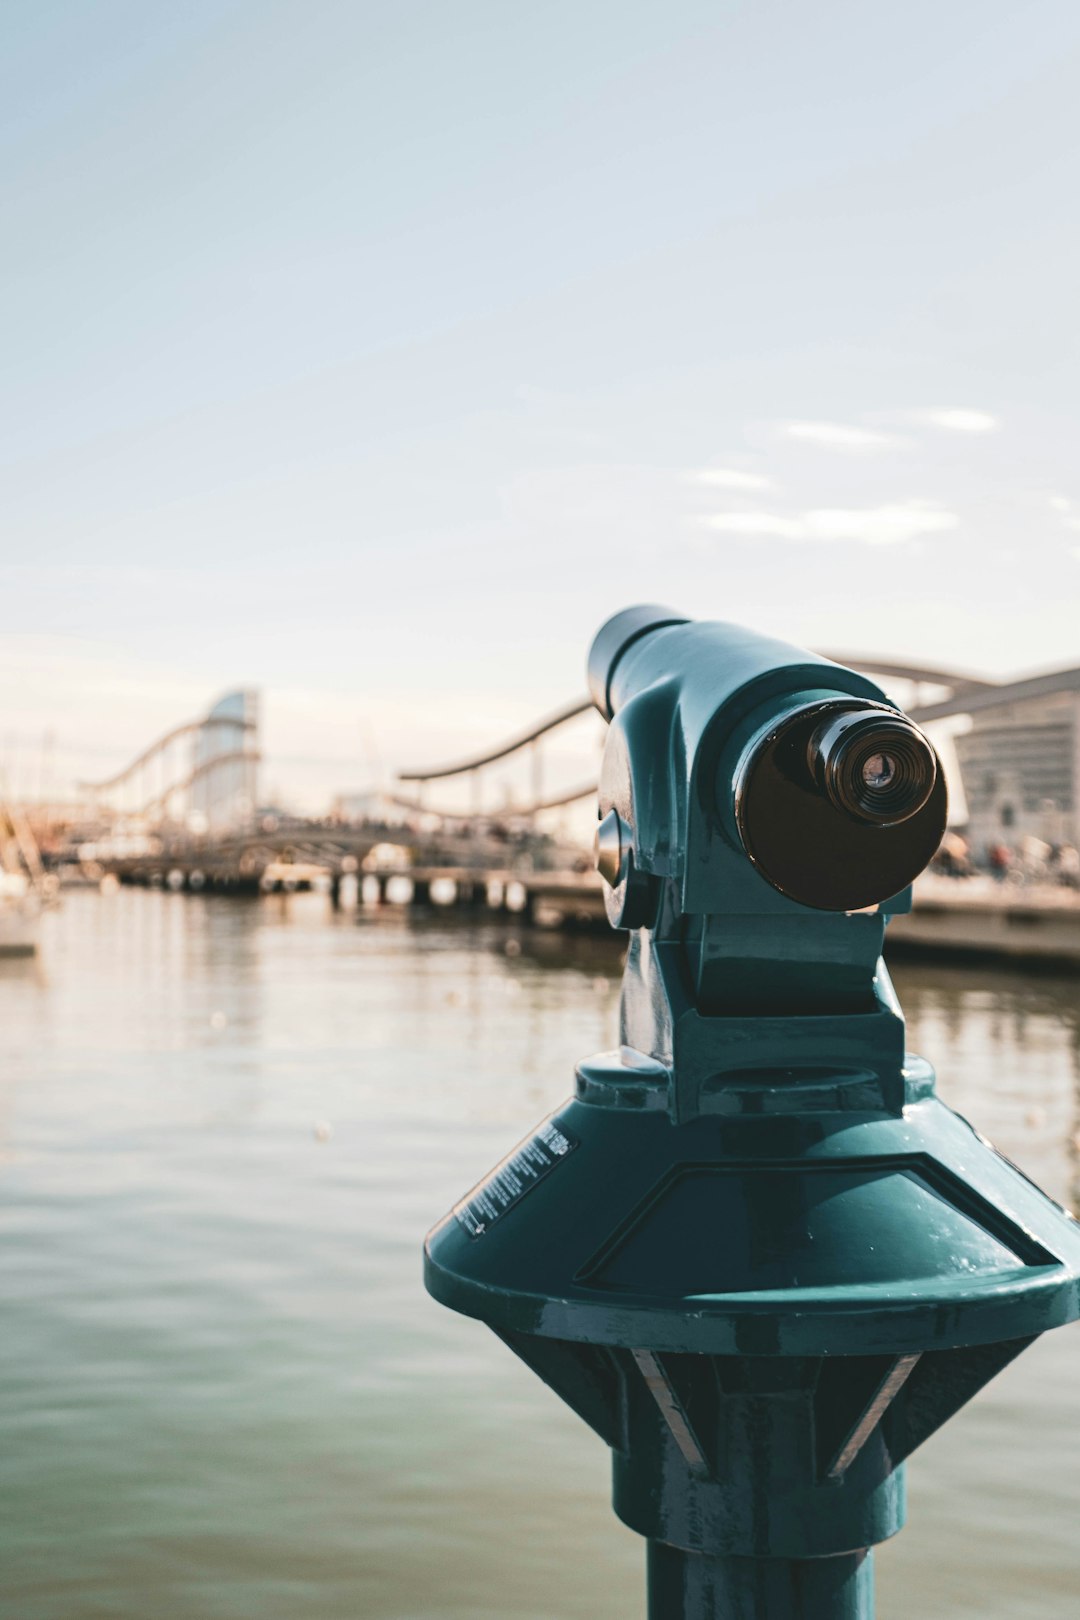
<box><xmin>807</xmin><ymin>707</ymin><xmax>939</xmax><ymax>826</ymax></box>
<box><xmin>861</xmin><ymin>752</ymin><xmax>896</xmax><ymax>790</ymax></box>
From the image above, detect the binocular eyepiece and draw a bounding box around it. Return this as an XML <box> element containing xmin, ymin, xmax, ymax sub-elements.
<box><xmin>589</xmin><ymin>605</ymin><xmax>947</xmax><ymax>915</ymax></box>
<box><xmin>808</xmin><ymin>707</ymin><xmax>937</xmax><ymax>827</ymax></box>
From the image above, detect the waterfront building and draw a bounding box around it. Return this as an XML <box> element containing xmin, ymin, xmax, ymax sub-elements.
<box><xmin>192</xmin><ymin>690</ymin><xmax>259</xmax><ymax>833</ymax></box>
<box><xmin>955</xmin><ymin>687</ymin><xmax>1079</xmax><ymax>854</ymax></box>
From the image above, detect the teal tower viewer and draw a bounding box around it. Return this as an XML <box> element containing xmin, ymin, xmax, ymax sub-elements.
<box><xmin>425</xmin><ymin>607</ymin><xmax>1080</xmax><ymax>1619</ymax></box>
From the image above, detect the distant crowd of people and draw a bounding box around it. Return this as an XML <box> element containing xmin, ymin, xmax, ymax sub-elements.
<box><xmin>931</xmin><ymin>831</ymin><xmax>1080</xmax><ymax>888</ymax></box>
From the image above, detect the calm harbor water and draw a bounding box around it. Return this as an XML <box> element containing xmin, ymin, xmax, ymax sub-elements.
<box><xmin>1</xmin><ymin>889</ymin><xmax>1079</xmax><ymax>1620</ymax></box>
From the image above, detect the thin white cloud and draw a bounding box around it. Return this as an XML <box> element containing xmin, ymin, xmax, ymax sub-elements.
<box><xmin>918</xmin><ymin>408</ymin><xmax>1000</xmax><ymax>433</ymax></box>
<box><xmin>704</xmin><ymin>501</ymin><xmax>959</xmax><ymax>546</ymax></box>
<box><xmin>783</xmin><ymin>420</ymin><xmax>906</xmax><ymax>452</ymax></box>
<box><xmin>693</xmin><ymin>466</ymin><xmax>772</xmax><ymax>491</ymax></box>
<box><xmin>1048</xmin><ymin>494</ymin><xmax>1080</xmax><ymax>531</ymax></box>
<box><xmin>705</xmin><ymin>512</ymin><xmax>807</xmax><ymax>537</ymax></box>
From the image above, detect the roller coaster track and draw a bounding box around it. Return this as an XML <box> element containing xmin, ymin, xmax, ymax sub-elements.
<box><xmin>907</xmin><ymin>664</ymin><xmax>1080</xmax><ymax>724</ymax></box>
<box><xmin>389</xmin><ymin>780</ymin><xmax>599</xmax><ymax>819</ymax></box>
<box><xmin>81</xmin><ymin>653</ymin><xmax>1080</xmax><ymax>836</ymax></box>
<box><xmin>136</xmin><ymin>751</ymin><xmax>263</xmax><ymax>821</ymax></box>
<box><xmin>393</xmin><ymin>654</ymin><xmax>1011</xmax><ymax>818</ymax></box>
<box><xmin>80</xmin><ymin>714</ymin><xmax>257</xmax><ymax>795</ymax></box>
<box><xmin>396</xmin><ymin>697</ymin><xmax>593</xmax><ymax>781</ymax></box>
<box><xmin>816</xmin><ymin>656</ymin><xmax>993</xmax><ymax>692</ymax></box>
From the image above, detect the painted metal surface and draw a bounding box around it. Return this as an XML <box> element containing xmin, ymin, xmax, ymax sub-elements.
<box><xmin>425</xmin><ymin>608</ymin><xmax>1080</xmax><ymax>1620</ymax></box>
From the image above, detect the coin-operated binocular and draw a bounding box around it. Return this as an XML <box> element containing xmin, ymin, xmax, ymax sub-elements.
<box><xmin>425</xmin><ymin>607</ymin><xmax>1080</xmax><ymax>1619</ymax></box>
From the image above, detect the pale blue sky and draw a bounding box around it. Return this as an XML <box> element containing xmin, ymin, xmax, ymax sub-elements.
<box><xmin>3</xmin><ymin>1</ymin><xmax>1080</xmax><ymax>808</ymax></box>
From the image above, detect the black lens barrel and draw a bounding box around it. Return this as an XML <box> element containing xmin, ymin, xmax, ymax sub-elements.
<box><xmin>808</xmin><ymin>710</ymin><xmax>937</xmax><ymax>827</ymax></box>
<box><xmin>735</xmin><ymin>699</ymin><xmax>947</xmax><ymax>910</ymax></box>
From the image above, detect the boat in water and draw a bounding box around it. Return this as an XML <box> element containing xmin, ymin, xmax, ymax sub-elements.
<box><xmin>0</xmin><ymin>793</ymin><xmax>49</xmax><ymax>957</ymax></box>
<box><xmin>0</xmin><ymin>870</ymin><xmax>40</xmax><ymax>956</ymax></box>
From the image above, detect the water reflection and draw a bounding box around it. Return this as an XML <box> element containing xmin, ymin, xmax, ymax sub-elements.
<box><xmin>0</xmin><ymin>892</ymin><xmax>1077</xmax><ymax>1620</ymax></box>
<box><xmin>895</xmin><ymin>960</ymin><xmax>1080</xmax><ymax>1214</ymax></box>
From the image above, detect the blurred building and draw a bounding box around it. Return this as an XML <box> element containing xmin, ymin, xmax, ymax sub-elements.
<box><xmin>955</xmin><ymin>688</ymin><xmax>1079</xmax><ymax>853</ymax></box>
<box><xmin>192</xmin><ymin>691</ymin><xmax>259</xmax><ymax>833</ymax></box>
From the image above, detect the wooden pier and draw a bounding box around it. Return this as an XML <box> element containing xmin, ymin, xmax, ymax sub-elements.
<box><xmin>89</xmin><ymin>841</ymin><xmax>1080</xmax><ymax>966</ymax></box>
<box><xmin>349</xmin><ymin>867</ymin><xmax>1080</xmax><ymax>967</ymax></box>
<box><xmin>886</xmin><ymin>876</ymin><xmax>1080</xmax><ymax>968</ymax></box>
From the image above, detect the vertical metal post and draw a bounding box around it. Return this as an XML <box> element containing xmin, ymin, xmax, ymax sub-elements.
<box><xmin>530</xmin><ymin>738</ymin><xmax>543</xmax><ymax>809</ymax></box>
<box><xmin>647</xmin><ymin>1544</ymin><xmax>874</xmax><ymax>1620</ymax></box>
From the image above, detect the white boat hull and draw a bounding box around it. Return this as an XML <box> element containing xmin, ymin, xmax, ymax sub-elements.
<box><xmin>0</xmin><ymin>897</ymin><xmax>40</xmax><ymax>956</ymax></box>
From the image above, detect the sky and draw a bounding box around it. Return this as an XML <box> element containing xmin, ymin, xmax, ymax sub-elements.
<box><xmin>3</xmin><ymin>0</ymin><xmax>1080</xmax><ymax>811</ymax></box>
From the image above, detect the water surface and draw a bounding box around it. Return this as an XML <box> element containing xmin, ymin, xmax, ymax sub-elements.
<box><xmin>1</xmin><ymin>891</ymin><xmax>1078</xmax><ymax>1618</ymax></box>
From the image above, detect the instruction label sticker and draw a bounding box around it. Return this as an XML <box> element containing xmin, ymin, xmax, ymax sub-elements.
<box><xmin>453</xmin><ymin>1119</ymin><xmax>578</xmax><ymax>1238</ymax></box>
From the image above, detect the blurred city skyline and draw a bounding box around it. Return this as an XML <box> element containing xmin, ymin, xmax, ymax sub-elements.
<box><xmin>4</xmin><ymin>2</ymin><xmax>1080</xmax><ymax>808</ymax></box>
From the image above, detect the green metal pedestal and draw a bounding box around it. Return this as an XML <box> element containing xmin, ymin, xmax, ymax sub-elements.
<box><xmin>424</xmin><ymin>608</ymin><xmax>1080</xmax><ymax>1619</ymax></box>
<box><xmin>648</xmin><ymin>1546</ymin><xmax>874</xmax><ymax>1620</ymax></box>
